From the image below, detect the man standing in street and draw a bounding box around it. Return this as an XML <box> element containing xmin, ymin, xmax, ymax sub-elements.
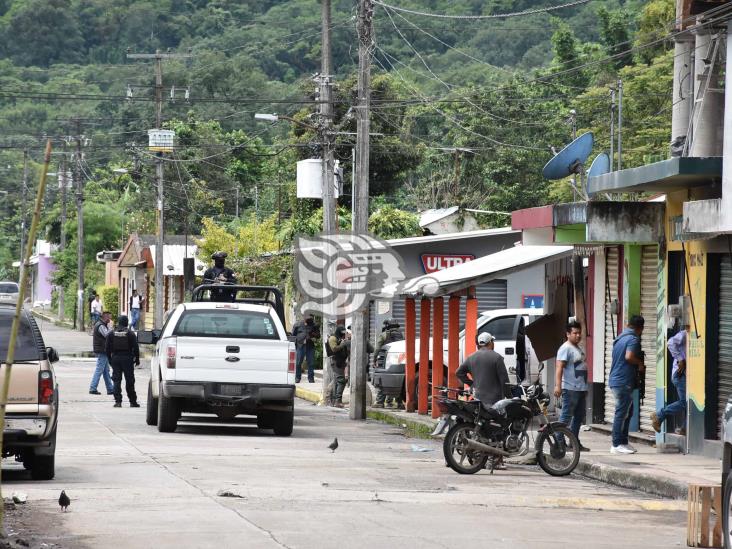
<box><xmin>292</xmin><ymin>314</ymin><xmax>319</xmax><ymax>383</ymax></box>
<box><xmin>89</xmin><ymin>311</ymin><xmax>114</xmax><ymax>396</ymax></box>
<box><xmin>554</xmin><ymin>320</ymin><xmax>590</xmax><ymax>452</ymax></box>
<box><xmin>651</xmin><ymin>325</ymin><xmax>688</xmax><ymax>435</ymax></box>
<box><xmin>456</xmin><ymin>332</ymin><xmax>510</xmax><ymax>407</ymax></box>
<box><xmin>90</xmin><ymin>294</ymin><xmax>102</xmax><ymax>327</ymax></box>
<box><xmin>106</xmin><ymin>315</ymin><xmax>140</xmax><ymax>408</ymax></box>
<box><xmin>328</xmin><ymin>326</ymin><xmax>350</xmax><ymax>408</ymax></box>
<box><xmin>609</xmin><ymin>315</ymin><xmax>645</xmax><ymax>455</ymax></box>
<box><xmin>129</xmin><ymin>289</ymin><xmax>144</xmax><ymax>330</ymax></box>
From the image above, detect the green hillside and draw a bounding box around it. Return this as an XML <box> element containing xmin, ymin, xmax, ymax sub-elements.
<box><xmin>0</xmin><ymin>0</ymin><xmax>675</xmax><ymax>299</ymax></box>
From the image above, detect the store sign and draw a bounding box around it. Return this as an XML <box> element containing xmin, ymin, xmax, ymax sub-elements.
<box><xmin>421</xmin><ymin>254</ymin><xmax>475</xmax><ymax>274</ymax></box>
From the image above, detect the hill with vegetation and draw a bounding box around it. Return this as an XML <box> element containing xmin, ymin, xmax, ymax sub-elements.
<box><xmin>0</xmin><ymin>0</ymin><xmax>675</xmax><ymax>314</ymax></box>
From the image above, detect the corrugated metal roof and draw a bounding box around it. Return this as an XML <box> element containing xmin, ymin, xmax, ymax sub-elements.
<box><xmin>387</xmin><ymin>226</ymin><xmax>518</xmax><ymax>247</ymax></box>
<box><xmin>384</xmin><ymin>245</ymin><xmax>573</xmax><ymax>298</ymax></box>
<box><xmin>419</xmin><ymin>206</ymin><xmax>459</xmax><ymax>227</ymax></box>
<box><xmin>149</xmin><ymin>245</ymin><xmax>206</xmax><ymax>276</ymax></box>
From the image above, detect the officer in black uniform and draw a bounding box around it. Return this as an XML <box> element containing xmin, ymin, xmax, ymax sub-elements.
<box><xmin>202</xmin><ymin>251</ymin><xmax>238</xmax><ymax>301</ymax></box>
<box><xmin>105</xmin><ymin>315</ymin><xmax>140</xmax><ymax>408</ymax></box>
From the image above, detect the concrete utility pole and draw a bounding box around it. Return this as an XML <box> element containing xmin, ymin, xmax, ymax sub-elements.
<box><xmin>75</xmin><ymin>122</ymin><xmax>86</xmax><ymax>332</ymax></box>
<box><xmin>609</xmin><ymin>88</ymin><xmax>615</xmax><ymax>171</ymax></box>
<box><xmin>350</xmin><ymin>0</ymin><xmax>374</xmax><ymax>421</ymax></box>
<box><xmin>19</xmin><ymin>150</ymin><xmax>28</xmax><ymax>275</ymax></box>
<box><xmin>617</xmin><ymin>79</ymin><xmax>623</xmax><ymax>172</ymax></box>
<box><xmin>58</xmin><ymin>154</ymin><xmax>67</xmax><ymax>320</ymax></box>
<box><xmin>127</xmin><ymin>50</ymin><xmax>190</xmax><ymax>329</ymax></box>
<box><xmin>319</xmin><ymin>0</ymin><xmax>339</xmax><ymax>406</ymax></box>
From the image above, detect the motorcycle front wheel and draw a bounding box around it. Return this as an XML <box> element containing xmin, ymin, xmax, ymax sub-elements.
<box><xmin>535</xmin><ymin>424</ymin><xmax>580</xmax><ymax>477</ymax></box>
<box><xmin>443</xmin><ymin>422</ymin><xmax>489</xmax><ymax>475</ymax></box>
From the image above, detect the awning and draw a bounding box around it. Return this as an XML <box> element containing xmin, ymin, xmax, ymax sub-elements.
<box><xmin>392</xmin><ymin>245</ymin><xmax>573</xmax><ymax>298</ymax></box>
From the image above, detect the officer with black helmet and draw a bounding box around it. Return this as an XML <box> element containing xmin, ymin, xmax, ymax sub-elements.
<box><xmin>203</xmin><ymin>251</ymin><xmax>237</xmax><ymax>302</ymax></box>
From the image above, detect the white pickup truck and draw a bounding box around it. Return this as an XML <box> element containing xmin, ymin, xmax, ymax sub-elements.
<box><xmin>139</xmin><ymin>285</ymin><xmax>296</xmax><ymax>436</ymax></box>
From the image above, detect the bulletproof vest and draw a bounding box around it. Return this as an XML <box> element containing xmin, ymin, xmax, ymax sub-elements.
<box><xmin>331</xmin><ymin>338</ymin><xmax>348</xmax><ymax>368</ymax></box>
<box><xmin>112</xmin><ymin>330</ymin><xmax>132</xmax><ymax>353</ymax></box>
<box><xmin>92</xmin><ymin>322</ymin><xmax>107</xmax><ymax>353</ymax></box>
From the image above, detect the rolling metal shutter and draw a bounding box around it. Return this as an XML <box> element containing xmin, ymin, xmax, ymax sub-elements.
<box><xmin>717</xmin><ymin>256</ymin><xmax>732</xmax><ymax>437</ymax></box>
<box><xmin>604</xmin><ymin>247</ymin><xmax>620</xmax><ymax>425</ymax></box>
<box><xmin>639</xmin><ymin>245</ymin><xmax>658</xmax><ymax>432</ymax></box>
<box><xmin>390</xmin><ymin>280</ymin><xmax>508</xmax><ymax>338</ymax></box>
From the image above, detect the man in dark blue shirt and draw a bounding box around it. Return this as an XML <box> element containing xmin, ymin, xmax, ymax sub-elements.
<box><xmin>609</xmin><ymin>315</ymin><xmax>645</xmax><ymax>454</ymax></box>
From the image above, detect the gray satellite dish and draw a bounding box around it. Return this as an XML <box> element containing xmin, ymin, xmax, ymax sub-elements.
<box><xmin>588</xmin><ymin>152</ymin><xmax>610</xmax><ymax>179</ymax></box>
<box><xmin>542</xmin><ymin>132</ymin><xmax>594</xmax><ymax>180</ymax></box>
<box><xmin>543</xmin><ymin>132</ymin><xmax>594</xmax><ymax>200</ymax></box>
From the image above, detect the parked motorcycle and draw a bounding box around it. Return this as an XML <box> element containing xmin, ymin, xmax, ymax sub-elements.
<box><xmin>432</xmin><ymin>366</ymin><xmax>580</xmax><ymax>477</ymax></box>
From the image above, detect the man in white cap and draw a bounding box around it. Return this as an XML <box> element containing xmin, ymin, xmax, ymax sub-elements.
<box><xmin>456</xmin><ymin>332</ymin><xmax>510</xmax><ymax>407</ymax></box>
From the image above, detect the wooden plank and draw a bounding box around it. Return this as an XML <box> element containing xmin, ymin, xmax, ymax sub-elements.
<box><xmin>689</xmin><ymin>485</ymin><xmax>697</xmax><ymax>547</ymax></box>
<box><xmin>701</xmin><ymin>486</ymin><xmax>711</xmax><ymax>547</ymax></box>
<box><xmin>713</xmin><ymin>486</ymin><xmax>722</xmax><ymax>548</ymax></box>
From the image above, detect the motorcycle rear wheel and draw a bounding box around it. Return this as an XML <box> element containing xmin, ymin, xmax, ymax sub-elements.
<box><xmin>535</xmin><ymin>424</ymin><xmax>580</xmax><ymax>477</ymax></box>
<box><xmin>443</xmin><ymin>422</ymin><xmax>489</xmax><ymax>475</ymax></box>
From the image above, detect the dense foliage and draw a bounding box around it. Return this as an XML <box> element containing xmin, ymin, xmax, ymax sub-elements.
<box><xmin>0</xmin><ymin>0</ymin><xmax>677</xmax><ymax>306</ymax></box>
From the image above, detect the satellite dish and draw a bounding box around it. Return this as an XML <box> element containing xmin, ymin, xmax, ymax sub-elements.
<box><xmin>542</xmin><ymin>132</ymin><xmax>594</xmax><ymax>180</ymax></box>
<box><xmin>588</xmin><ymin>152</ymin><xmax>610</xmax><ymax>179</ymax></box>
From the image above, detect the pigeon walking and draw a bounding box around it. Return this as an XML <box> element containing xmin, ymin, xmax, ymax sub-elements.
<box><xmin>58</xmin><ymin>490</ymin><xmax>70</xmax><ymax>512</ymax></box>
<box><xmin>328</xmin><ymin>437</ymin><xmax>338</xmax><ymax>453</ymax></box>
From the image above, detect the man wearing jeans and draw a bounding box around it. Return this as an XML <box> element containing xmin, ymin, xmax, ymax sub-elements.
<box><xmin>89</xmin><ymin>311</ymin><xmax>114</xmax><ymax>395</ymax></box>
<box><xmin>609</xmin><ymin>315</ymin><xmax>645</xmax><ymax>455</ymax></box>
<box><xmin>651</xmin><ymin>326</ymin><xmax>688</xmax><ymax>435</ymax></box>
<box><xmin>129</xmin><ymin>290</ymin><xmax>143</xmax><ymax>330</ymax></box>
<box><xmin>554</xmin><ymin>320</ymin><xmax>590</xmax><ymax>452</ymax></box>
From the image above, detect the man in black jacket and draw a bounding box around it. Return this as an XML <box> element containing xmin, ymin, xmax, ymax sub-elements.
<box><xmin>89</xmin><ymin>311</ymin><xmax>114</xmax><ymax>396</ymax></box>
<box><xmin>106</xmin><ymin>315</ymin><xmax>140</xmax><ymax>408</ymax></box>
<box><xmin>292</xmin><ymin>314</ymin><xmax>320</xmax><ymax>383</ymax></box>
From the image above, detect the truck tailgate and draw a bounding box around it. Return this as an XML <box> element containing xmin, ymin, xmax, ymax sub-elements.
<box><xmin>171</xmin><ymin>337</ymin><xmax>291</xmax><ymax>385</ymax></box>
<box><xmin>0</xmin><ymin>362</ymin><xmax>40</xmax><ymax>411</ymax></box>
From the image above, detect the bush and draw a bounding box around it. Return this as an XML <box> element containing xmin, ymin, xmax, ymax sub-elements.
<box><xmin>98</xmin><ymin>285</ymin><xmax>119</xmax><ymax>320</ymax></box>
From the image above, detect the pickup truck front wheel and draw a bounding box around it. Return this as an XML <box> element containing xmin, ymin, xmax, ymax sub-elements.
<box><xmin>272</xmin><ymin>410</ymin><xmax>294</xmax><ymax>437</ymax></box>
<box><xmin>158</xmin><ymin>393</ymin><xmax>179</xmax><ymax>433</ymax></box>
<box><xmin>146</xmin><ymin>379</ymin><xmax>158</xmax><ymax>426</ymax></box>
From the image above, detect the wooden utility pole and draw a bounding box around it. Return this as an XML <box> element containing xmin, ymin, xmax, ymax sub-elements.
<box><xmin>57</xmin><ymin>154</ymin><xmax>67</xmax><ymax>320</ymax></box>
<box><xmin>127</xmin><ymin>50</ymin><xmax>190</xmax><ymax>329</ymax></box>
<box><xmin>75</xmin><ymin>122</ymin><xmax>85</xmax><ymax>332</ymax></box>
<box><xmin>350</xmin><ymin>0</ymin><xmax>374</xmax><ymax>420</ymax></box>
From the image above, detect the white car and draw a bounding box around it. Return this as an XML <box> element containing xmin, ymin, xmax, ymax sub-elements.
<box><xmin>373</xmin><ymin>308</ymin><xmax>544</xmax><ymax>401</ymax></box>
<box><xmin>140</xmin><ymin>292</ymin><xmax>296</xmax><ymax>436</ymax></box>
<box><xmin>0</xmin><ymin>281</ymin><xmax>19</xmax><ymax>305</ymax></box>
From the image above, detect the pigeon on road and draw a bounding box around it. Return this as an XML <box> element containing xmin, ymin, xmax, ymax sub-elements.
<box><xmin>328</xmin><ymin>437</ymin><xmax>338</xmax><ymax>453</ymax></box>
<box><xmin>58</xmin><ymin>490</ymin><xmax>70</xmax><ymax>512</ymax></box>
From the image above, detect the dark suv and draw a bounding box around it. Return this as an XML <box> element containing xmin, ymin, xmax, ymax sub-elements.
<box><xmin>0</xmin><ymin>308</ymin><xmax>59</xmax><ymax>480</ymax></box>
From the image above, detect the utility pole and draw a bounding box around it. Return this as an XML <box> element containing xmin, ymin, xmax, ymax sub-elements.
<box><xmin>19</xmin><ymin>150</ymin><xmax>28</xmax><ymax>273</ymax></box>
<box><xmin>74</xmin><ymin>121</ymin><xmax>86</xmax><ymax>332</ymax></box>
<box><xmin>127</xmin><ymin>50</ymin><xmax>190</xmax><ymax>329</ymax></box>
<box><xmin>58</xmin><ymin>154</ymin><xmax>67</xmax><ymax>320</ymax></box>
<box><xmin>609</xmin><ymin>88</ymin><xmax>615</xmax><ymax>171</ymax></box>
<box><xmin>350</xmin><ymin>0</ymin><xmax>374</xmax><ymax>420</ymax></box>
<box><xmin>235</xmin><ymin>187</ymin><xmax>240</xmax><ymax>219</ymax></box>
<box><xmin>617</xmin><ymin>79</ymin><xmax>624</xmax><ymax>172</ymax></box>
<box><xmin>319</xmin><ymin>0</ymin><xmax>339</xmax><ymax>406</ymax></box>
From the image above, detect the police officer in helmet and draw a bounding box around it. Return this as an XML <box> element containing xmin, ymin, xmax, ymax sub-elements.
<box><xmin>203</xmin><ymin>251</ymin><xmax>237</xmax><ymax>302</ymax></box>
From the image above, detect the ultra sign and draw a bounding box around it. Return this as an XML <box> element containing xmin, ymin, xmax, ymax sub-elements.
<box><xmin>421</xmin><ymin>254</ymin><xmax>475</xmax><ymax>274</ymax></box>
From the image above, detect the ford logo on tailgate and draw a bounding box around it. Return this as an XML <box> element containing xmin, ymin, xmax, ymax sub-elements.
<box><xmin>225</xmin><ymin>356</ymin><xmax>240</xmax><ymax>363</ymax></box>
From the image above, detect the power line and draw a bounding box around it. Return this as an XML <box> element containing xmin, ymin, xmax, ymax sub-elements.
<box><xmin>373</xmin><ymin>0</ymin><xmax>593</xmax><ymax>20</ymax></box>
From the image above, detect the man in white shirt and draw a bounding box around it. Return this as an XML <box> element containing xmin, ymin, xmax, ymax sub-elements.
<box><xmin>90</xmin><ymin>295</ymin><xmax>103</xmax><ymax>326</ymax></box>
<box><xmin>129</xmin><ymin>290</ymin><xmax>144</xmax><ymax>330</ymax></box>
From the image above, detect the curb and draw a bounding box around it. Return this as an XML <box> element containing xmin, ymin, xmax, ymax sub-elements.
<box><xmin>31</xmin><ymin>310</ymin><xmax>75</xmax><ymax>330</ymax></box>
<box><xmin>574</xmin><ymin>459</ymin><xmax>689</xmax><ymax>500</ymax></box>
<box><xmin>295</xmin><ymin>386</ymin><xmax>321</xmax><ymax>404</ymax></box>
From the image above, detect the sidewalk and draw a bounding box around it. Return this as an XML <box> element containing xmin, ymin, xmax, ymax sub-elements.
<box><xmin>297</xmin><ymin>376</ymin><xmax>721</xmax><ymax>500</ymax></box>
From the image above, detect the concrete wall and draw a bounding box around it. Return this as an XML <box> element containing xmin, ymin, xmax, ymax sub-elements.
<box><xmin>34</xmin><ymin>256</ymin><xmax>56</xmax><ymax>303</ymax></box>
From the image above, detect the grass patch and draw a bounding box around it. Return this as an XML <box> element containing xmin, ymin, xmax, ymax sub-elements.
<box><xmin>367</xmin><ymin>410</ymin><xmax>435</xmax><ymax>440</ymax></box>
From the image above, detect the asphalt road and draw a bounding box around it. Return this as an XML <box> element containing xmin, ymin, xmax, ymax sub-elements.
<box><xmin>4</xmin><ymin>324</ymin><xmax>686</xmax><ymax>548</ymax></box>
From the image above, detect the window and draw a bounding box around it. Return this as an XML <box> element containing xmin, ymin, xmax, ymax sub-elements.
<box><xmin>0</xmin><ymin>283</ymin><xmax>18</xmax><ymax>294</ymax></box>
<box><xmin>478</xmin><ymin>315</ymin><xmax>518</xmax><ymax>341</ymax></box>
<box><xmin>0</xmin><ymin>313</ymin><xmax>41</xmax><ymax>361</ymax></box>
<box><xmin>173</xmin><ymin>310</ymin><xmax>279</xmax><ymax>340</ymax></box>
